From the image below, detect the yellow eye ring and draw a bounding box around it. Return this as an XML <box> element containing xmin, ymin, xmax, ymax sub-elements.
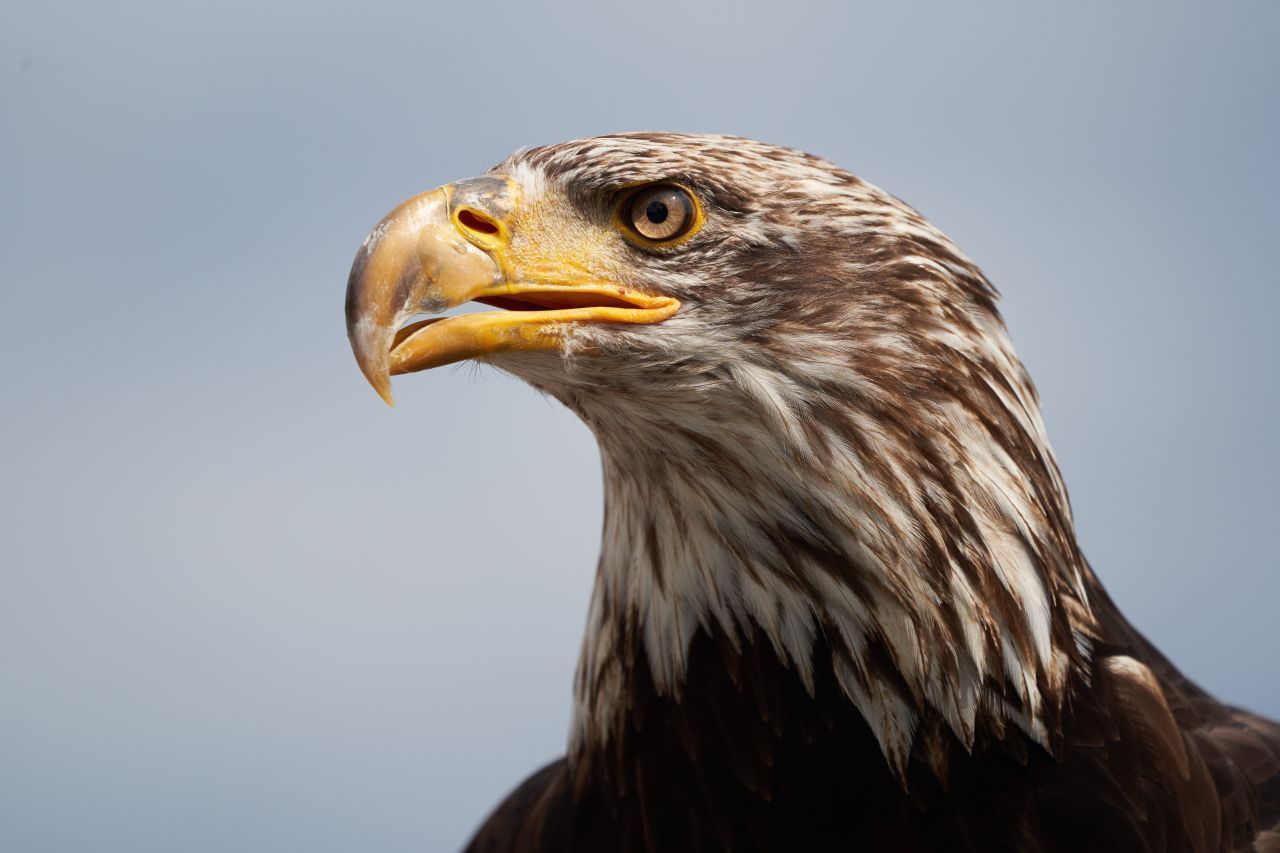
<box><xmin>616</xmin><ymin>183</ymin><xmax>704</xmax><ymax>248</ymax></box>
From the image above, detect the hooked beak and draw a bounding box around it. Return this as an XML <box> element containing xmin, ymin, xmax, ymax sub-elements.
<box><xmin>344</xmin><ymin>176</ymin><xmax>680</xmax><ymax>405</ymax></box>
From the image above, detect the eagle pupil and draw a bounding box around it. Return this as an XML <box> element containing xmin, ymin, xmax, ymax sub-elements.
<box><xmin>645</xmin><ymin>200</ymin><xmax>669</xmax><ymax>224</ymax></box>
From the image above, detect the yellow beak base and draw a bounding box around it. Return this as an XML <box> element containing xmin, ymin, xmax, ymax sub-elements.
<box><xmin>344</xmin><ymin>181</ymin><xmax>679</xmax><ymax>405</ymax></box>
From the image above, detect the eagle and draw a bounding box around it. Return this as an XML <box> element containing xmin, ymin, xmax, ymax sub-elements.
<box><xmin>344</xmin><ymin>133</ymin><xmax>1280</xmax><ymax>852</ymax></box>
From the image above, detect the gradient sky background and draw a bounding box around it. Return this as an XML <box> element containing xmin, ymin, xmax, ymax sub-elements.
<box><xmin>3</xmin><ymin>2</ymin><xmax>1278</xmax><ymax>850</ymax></box>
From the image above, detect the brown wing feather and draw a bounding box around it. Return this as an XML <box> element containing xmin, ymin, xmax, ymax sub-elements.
<box><xmin>465</xmin><ymin>759</ymin><xmax>571</xmax><ymax>853</ymax></box>
<box><xmin>1092</xmin><ymin>583</ymin><xmax>1280</xmax><ymax>850</ymax></box>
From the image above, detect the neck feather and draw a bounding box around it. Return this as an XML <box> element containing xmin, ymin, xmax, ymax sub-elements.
<box><xmin>566</xmin><ymin>336</ymin><xmax>1096</xmax><ymax>776</ymax></box>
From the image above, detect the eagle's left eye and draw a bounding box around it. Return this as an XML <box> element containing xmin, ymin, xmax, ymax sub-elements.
<box><xmin>622</xmin><ymin>185</ymin><xmax>698</xmax><ymax>245</ymax></box>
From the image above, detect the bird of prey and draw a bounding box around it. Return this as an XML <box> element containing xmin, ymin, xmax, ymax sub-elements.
<box><xmin>344</xmin><ymin>133</ymin><xmax>1280</xmax><ymax>852</ymax></box>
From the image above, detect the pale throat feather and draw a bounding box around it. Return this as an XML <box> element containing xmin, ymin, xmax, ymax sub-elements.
<box><xmin>563</xmin><ymin>335</ymin><xmax>1096</xmax><ymax>774</ymax></box>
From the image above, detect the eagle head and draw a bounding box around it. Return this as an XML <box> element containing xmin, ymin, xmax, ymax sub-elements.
<box><xmin>349</xmin><ymin>134</ymin><xmax>995</xmax><ymax>412</ymax></box>
<box><xmin>346</xmin><ymin>133</ymin><xmax>1096</xmax><ymax>772</ymax></box>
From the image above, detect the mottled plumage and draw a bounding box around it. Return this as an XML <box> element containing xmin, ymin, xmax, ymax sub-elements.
<box><xmin>348</xmin><ymin>132</ymin><xmax>1280</xmax><ymax>852</ymax></box>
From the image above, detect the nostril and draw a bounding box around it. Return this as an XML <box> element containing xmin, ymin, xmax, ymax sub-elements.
<box><xmin>457</xmin><ymin>208</ymin><xmax>500</xmax><ymax>236</ymax></box>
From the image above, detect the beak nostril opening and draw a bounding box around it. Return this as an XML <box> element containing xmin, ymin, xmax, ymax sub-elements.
<box><xmin>457</xmin><ymin>208</ymin><xmax>500</xmax><ymax>236</ymax></box>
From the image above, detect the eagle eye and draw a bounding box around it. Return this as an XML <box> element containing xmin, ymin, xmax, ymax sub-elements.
<box><xmin>621</xmin><ymin>184</ymin><xmax>699</xmax><ymax>245</ymax></box>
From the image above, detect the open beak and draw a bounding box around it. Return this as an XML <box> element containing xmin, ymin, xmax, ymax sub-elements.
<box><xmin>344</xmin><ymin>176</ymin><xmax>680</xmax><ymax>405</ymax></box>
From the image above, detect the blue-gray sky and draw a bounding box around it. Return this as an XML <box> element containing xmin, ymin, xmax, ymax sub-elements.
<box><xmin>2</xmin><ymin>2</ymin><xmax>1277</xmax><ymax>850</ymax></box>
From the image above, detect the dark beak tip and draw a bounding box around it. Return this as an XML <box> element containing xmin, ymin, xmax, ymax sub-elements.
<box><xmin>356</xmin><ymin>355</ymin><xmax>395</xmax><ymax>407</ymax></box>
<box><xmin>366</xmin><ymin>370</ymin><xmax>395</xmax><ymax>407</ymax></box>
<box><xmin>346</xmin><ymin>321</ymin><xmax>396</xmax><ymax>407</ymax></box>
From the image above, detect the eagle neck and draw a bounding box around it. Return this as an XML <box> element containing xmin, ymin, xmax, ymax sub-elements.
<box><xmin>566</xmin><ymin>356</ymin><xmax>1095</xmax><ymax>778</ymax></box>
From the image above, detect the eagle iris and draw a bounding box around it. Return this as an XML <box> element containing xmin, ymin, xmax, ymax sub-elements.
<box><xmin>624</xmin><ymin>185</ymin><xmax>695</xmax><ymax>243</ymax></box>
